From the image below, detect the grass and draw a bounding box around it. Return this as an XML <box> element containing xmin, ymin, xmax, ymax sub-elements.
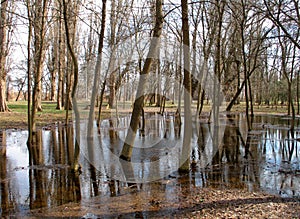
<box><xmin>230</xmin><ymin>102</ymin><xmax>292</xmax><ymax>115</ymax></box>
<box><xmin>2</xmin><ymin>100</ymin><xmax>117</xmax><ymax>130</ymax></box>
<box><xmin>7</xmin><ymin>101</ymin><xmax>28</xmax><ymax>112</ymax></box>
<box><xmin>1</xmin><ymin>101</ymin><xmax>66</xmax><ymax>130</ymax></box>
<box><xmin>0</xmin><ymin>100</ymin><xmax>295</xmax><ymax>131</ymax></box>
<box><xmin>8</xmin><ymin>101</ymin><xmax>67</xmax><ymax>114</ymax></box>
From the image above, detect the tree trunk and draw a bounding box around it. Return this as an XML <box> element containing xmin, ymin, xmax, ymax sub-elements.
<box><xmin>56</xmin><ymin>3</ymin><xmax>65</xmax><ymax>110</ymax></box>
<box><xmin>297</xmin><ymin>72</ymin><xmax>299</xmax><ymax>114</ymax></box>
<box><xmin>15</xmin><ymin>78</ymin><xmax>26</xmax><ymax>101</ymax></box>
<box><xmin>108</xmin><ymin>68</ymin><xmax>116</xmax><ymax>109</ymax></box>
<box><xmin>26</xmin><ymin>0</ymin><xmax>33</xmax><ymax>146</ymax></box>
<box><xmin>119</xmin><ymin>0</ymin><xmax>163</xmax><ymax>161</ymax></box>
<box><xmin>87</xmin><ymin>0</ymin><xmax>107</xmax><ymax>138</ymax></box>
<box><xmin>108</xmin><ymin>0</ymin><xmax>117</xmax><ymax>109</ymax></box>
<box><xmin>176</xmin><ymin>40</ymin><xmax>183</xmax><ymax>119</ymax></box>
<box><xmin>62</xmin><ymin>0</ymin><xmax>80</xmax><ymax>171</ymax></box>
<box><xmin>248</xmin><ymin>76</ymin><xmax>254</xmax><ymax>117</ymax></box>
<box><xmin>179</xmin><ymin>0</ymin><xmax>192</xmax><ymax>173</ymax></box>
<box><xmin>0</xmin><ymin>0</ymin><xmax>9</xmax><ymax>112</ymax></box>
<box><xmin>0</xmin><ymin>79</ymin><xmax>8</xmax><ymax>112</ymax></box>
<box><xmin>240</xmin><ymin>7</ymin><xmax>251</xmax><ymax>131</ymax></box>
<box><xmin>97</xmin><ymin>80</ymin><xmax>107</xmax><ymax>127</ymax></box>
<box><xmin>156</xmin><ymin>57</ymin><xmax>162</xmax><ymax>107</ymax></box>
<box><xmin>30</xmin><ymin>0</ymin><xmax>49</xmax><ymax>133</ymax></box>
<box><xmin>49</xmin><ymin>47</ymin><xmax>58</xmax><ymax>101</ymax></box>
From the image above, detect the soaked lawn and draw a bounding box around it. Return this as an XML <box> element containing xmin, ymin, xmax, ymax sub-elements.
<box><xmin>0</xmin><ymin>113</ymin><xmax>300</xmax><ymax>218</ymax></box>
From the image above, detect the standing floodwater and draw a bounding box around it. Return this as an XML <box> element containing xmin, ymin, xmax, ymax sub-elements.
<box><xmin>0</xmin><ymin>113</ymin><xmax>299</xmax><ymax>216</ymax></box>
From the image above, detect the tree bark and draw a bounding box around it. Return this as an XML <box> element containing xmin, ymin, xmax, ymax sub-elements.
<box><xmin>62</xmin><ymin>0</ymin><xmax>80</xmax><ymax>171</ymax></box>
<box><xmin>108</xmin><ymin>0</ymin><xmax>117</xmax><ymax>109</ymax></box>
<box><xmin>26</xmin><ymin>0</ymin><xmax>33</xmax><ymax>146</ymax></box>
<box><xmin>179</xmin><ymin>0</ymin><xmax>192</xmax><ymax>172</ymax></box>
<box><xmin>0</xmin><ymin>0</ymin><xmax>9</xmax><ymax>112</ymax></box>
<box><xmin>56</xmin><ymin>2</ymin><xmax>65</xmax><ymax>110</ymax></box>
<box><xmin>97</xmin><ymin>80</ymin><xmax>107</xmax><ymax>126</ymax></box>
<box><xmin>30</xmin><ymin>0</ymin><xmax>49</xmax><ymax>133</ymax></box>
<box><xmin>87</xmin><ymin>0</ymin><xmax>107</xmax><ymax>138</ymax></box>
<box><xmin>49</xmin><ymin>40</ymin><xmax>58</xmax><ymax>101</ymax></box>
<box><xmin>119</xmin><ymin>0</ymin><xmax>163</xmax><ymax>161</ymax></box>
<box><xmin>240</xmin><ymin>1</ymin><xmax>251</xmax><ymax>131</ymax></box>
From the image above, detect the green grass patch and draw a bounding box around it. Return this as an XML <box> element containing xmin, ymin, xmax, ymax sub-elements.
<box><xmin>7</xmin><ymin>101</ymin><xmax>28</xmax><ymax>112</ymax></box>
<box><xmin>8</xmin><ymin>101</ymin><xmax>66</xmax><ymax>115</ymax></box>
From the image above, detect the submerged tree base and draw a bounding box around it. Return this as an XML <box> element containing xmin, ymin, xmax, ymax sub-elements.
<box><xmin>119</xmin><ymin>154</ymin><xmax>131</xmax><ymax>162</ymax></box>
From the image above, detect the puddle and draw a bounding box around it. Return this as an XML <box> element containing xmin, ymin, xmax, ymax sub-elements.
<box><xmin>0</xmin><ymin>113</ymin><xmax>299</xmax><ymax>216</ymax></box>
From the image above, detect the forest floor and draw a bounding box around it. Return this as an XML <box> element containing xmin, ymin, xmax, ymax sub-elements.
<box><xmin>22</xmin><ymin>186</ymin><xmax>300</xmax><ymax>218</ymax></box>
<box><xmin>0</xmin><ymin>100</ymin><xmax>293</xmax><ymax>130</ymax></box>
<box><xmin>2</xmin><ymin>101</ymin><xmax>300</xmax><ymax>218</ymax></box>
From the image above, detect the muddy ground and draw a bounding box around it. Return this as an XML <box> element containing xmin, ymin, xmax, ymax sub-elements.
<box><xmin>22</xmin><ymin>186</ymin><xmax>299</xmax><ymax>218</ymax></box>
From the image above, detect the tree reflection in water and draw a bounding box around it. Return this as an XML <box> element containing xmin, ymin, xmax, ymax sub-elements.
<box><xmin>0</xmin><ymin>114</ymin><xmax>299</xmax><ymax>216</ymax></box>
<box><xmin>0</xmin><ymin>130</ymin><xmax>9</xmax><ymax>215</ymax></box>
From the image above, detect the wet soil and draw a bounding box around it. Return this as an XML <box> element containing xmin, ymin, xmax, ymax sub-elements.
<box><xmin>22</xmin><ymin>184</ymin><xmax>299</xmax><ymax>218</ymax></box>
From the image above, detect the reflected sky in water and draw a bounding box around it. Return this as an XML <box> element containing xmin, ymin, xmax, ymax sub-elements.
<box><xmin>0</xmin><ymin>113</ymin><xmax>299</xmax><ymax>216</ymax></box>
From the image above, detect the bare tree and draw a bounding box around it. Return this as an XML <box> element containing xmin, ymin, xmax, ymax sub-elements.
<box><xmin>47</xmin><ymin>5</ymin><xmax>60</xmax><ymax>102</ymax></box>
<box><xmin>63</xmin><ymin>0</ymin><xmax>79</xmax><ymax>111</ymax></box>
<box><xmin>278</xmin><ymin>28</ymin><xmax>297</xmax><ymax>130</ymax></box>
<box><xmin>29</xmin><ymin>0</ymin><xmax>50</xmax><ymax>135</ymax></box>
<box><xmin>264</xmin><ymin>0</ymin><xmax>300</xmax><ymax>50</ymax></box>
<box><xmin>80</xmin><ymin>5</ymin><xmax>97</xmax><ymax>100</ymax></box>
<box><xmin>120</xmin><ymin>0</ymin><xmax>164</xmax><ymax>161</ymax></box>
<box><xmin>0</xmin><ymin>0</ymin><xmax>12</xmax><ymax>112</ymax></box>
<box><xmin>56</xmin><ymin>0</ymin><xmax>66</xmax><ymax>110</ymax></box>
<box><xmin>107</xmin><ymin>0</ymin><xmax>135</xmax><ymax>109</ymax></box>
<box><xmin>62</xmin><ymin>0</ymin><xmax>80</xmax><ymax>171</ymax></box>
<box><xmin>107</xmin><ymin>0</ymin><xmax>117</xmax><ymax>109</ymax></box>
<box><xmin>226</xmin><ymin>0</ymin><xmax>273</xmax><ymax>115</ymax></box>
<box><xmin>87</xmin><ymin>0</ymin><xmax>107</xmax><ymax>138</ymax></box>
<box><xmin>26</xmin><ymin>0</ymin><xmax>33</xmax><ymax>145</ymax></box>
<box><xmin>179</xmin><ymin>0</ymin><xmax>192</xmax><ymax>172</ymax></box>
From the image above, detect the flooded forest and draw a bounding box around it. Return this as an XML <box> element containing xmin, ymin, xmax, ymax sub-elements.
<box><xmin>0</xmin><ymin>0</ymin><xmax>300</xmax><ymax>218</ymax></box>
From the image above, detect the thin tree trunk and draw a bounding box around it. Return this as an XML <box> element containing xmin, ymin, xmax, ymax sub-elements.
<box><xmin>97</xmin><ymin>80</ymin><xmax>107</xmax><ymax>126</ymax></box>
<box><xmin>176</xmin><ymin>41</ymin><xmax>183</xmax><ymax>122</ymax></box>
<box><xmin>285</xmin><ymin>79</ymin><xmax>294</xmax><ymax>128</ymax></box>
<box><xmin>198</xmin><ymin>89</ymin><xmax>205</xmax><ymax>116</ymax></box>
<box><xmin>241</xmin><ymin>16</ymin><xmax>251</xmax><ymax>131</ymax></box>
<box><xmin>31</xmin><ymin>0</ymin><xmax>49</xmax><ymax>133</ymax></box>
<box><xmin>62</xmin><ymin>0</ymin><xmax>80</xmax><ymax>171</ymax></box>
<box><xmin>156</xmin><ymin>54</ymin><xmax>162</xmax><ymax>107</ymax></box>
<box><xmin>87</xmin><ymin>0</ymin><xmax>107</xmax><ymax>138</ymax></box>
<box><xmin>248</xmin><ymin>77</ymin><xmax>254</xmax><ymax>117</ymax></box>
<box><xmin>140</xmin><ymin>107</ymin><xmax>145</xmax><ymax>136</ymax></box>
<box><xmin>56</xmin><ymin>4</ymin><xmax>65</xmax><ymax>110</ymax></box>
<box><xmin>119</xmin><ymin>0</ymin><xmax>163</xmax><ymax>161</ymax></box>
<box><xmin>179</xmin><ymin>0</ymin><xmax>192</xmax><ymax>172</ymax></box>
<box><xmin>49</xmin><ymin>47</ymin><xmax>58</xmax><ymax>101</ymax></box>
<box><xmin>297</xmin><ymin>71</ymin><xmax>299</xmax><ymax>114</ymax></box>
<box><xmin>108</xmin><ymin>0</ymin><xmax>116</xmax><ymax>109</ymax></box>
<box><xmin>15</xmin><ymin>78</ymin><xmax>26</xmax><ymax>101</ymax></box>
<box><xmin>26</xmin><ymin>0</ymin><xmax>33</xmax><ymax>146</ymax></box>
<box><xmin>289</xmin><ymin>44</ymin><xmax>297</xmax><ymax>130</ymax></box>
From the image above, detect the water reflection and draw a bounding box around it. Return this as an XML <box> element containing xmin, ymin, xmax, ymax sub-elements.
<box><xmin>194</xmin><ymin>114</ymin><xmax>300</xmax><ymax>197</ymax></box>
<box><xmin>0</xmin><ymin>127</ymin><xmax>81</xmax><ymax>216</ymax></box>
<box><xmin>0</xmin><ymin>114</ymin><xmax>299</xmax><ymax>216</ymax></box>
